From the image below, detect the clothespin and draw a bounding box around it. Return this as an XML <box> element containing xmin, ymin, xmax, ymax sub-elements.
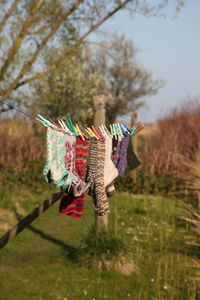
<box><xmin>117</xmin><ymin>123</ymin><xmax>124</xmax><ymax>138</ymax></box>
<box><xmin>85</xmin><ymin>128</ymin><xmax>94</xmax><ymax>138</ymax></box>
<box><xmin>109</xmin><ymin>124</ymin><xmax>114</xmax><ymax>138</ymax></box>
<box><xmin>111</xmin><ymin>124</ymin><xmax>117</xmax><ymax>140</ymax></box>
<box><xmin>58</xmin><ymin>120</ymin><xmax>65</xmax><ymax>130</ymax></box>
<box><xmin>100</xmin><ymin>125</ymin><xmax>109</xmax><ymax>138</ymax></box>
<box><xmin>79</xmin><ymin>124</ymin><xmax>90</xmax><ymax>139</ymax></box>
<box><xmin>130</xmin><ymin>124</ymin><xmax>137</xmax><ymax>136</ymax></box>
<box><xmin>88</xmin><ymin>127</ymin><xmax>99</xmax><ymax>139</ymax></box>
<box><xmin>95</xmin><ymin>127</ymin><xmax>105</xmax><ymax>140</ymax></box>
<box><xmin>103</xmin><ymin>125</ymin><xmax>111</xmax><ymax>137</ymax></box>
<box><xmin>92</xmin><ymin>126</ymin><xmax>102</xmax><ymax>140</ymax></box>
<box><xmin>66</xmin><ymin>118</ymin><xmax>72</xmax><ymax>130</ymax></box>
<box><xmin>122</xmin><ymin>123</ymin><xmax>131</xmax><ymax>133</ymax></box>
<box><xmin>36</xmin><ymin>114</ymin><xmax>57</xmax><ymax>129</ymax></box>
<box><xmin>121</xmin><ymin>123</ymin><xmax>130</xmax><ymax>135</ymax></box>
<box><xmin>98</xmin><ymin>126</ymin><xmax>106</xmax><ymax>139</ymax></box>
<box><xmin>60</xmin><ymin>119</ymin><xmax>72</xmax><ymax>135</ymax></box>
<box><xmin>132</xmin><ymin>123</ymin><xmax>145</xmax><ymax>136</ymax></box>
<box><xmin>50</xmin><ymin>119</ymin><xmax>60</xmax><ymax>128</ymax></box>
<box><xmin>75</xmin><ymin>124</ymin><xmax>85</xmax><ymax>140</ymax></box>
<box><xmin>119</xmin><ymin>123</ymin><xmax>127</xmax><ymax>136</ymax></box>
<box><xmin>66</xmin><ymin>117</ymin><xmax>76</xmax><ymax>134</ymax></box>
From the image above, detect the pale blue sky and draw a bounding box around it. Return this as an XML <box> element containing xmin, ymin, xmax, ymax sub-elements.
<box><xmin>96</xmin><ymin>0</ymin><xmax>200</xmax><ymax>123</ymax></box>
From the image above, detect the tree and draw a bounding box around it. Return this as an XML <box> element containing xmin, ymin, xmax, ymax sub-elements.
<box><xmin>0</xmin><ymin>0</ymin><xmax>185</xmax><ymax>113</ymax></box>
<box><xmin>33</xmin><ymin>35</ymin><xmax>163</xmax><ymax>124</ymax></box>
<box><xmin>86</xmin><ymin>35</ymin><xmax>164</xmax><ymax>123</ymax></box>
<box><xmin>32</xmin><ymin>46</ymin><xmax>100</xmax><ymax>123</ymax></box>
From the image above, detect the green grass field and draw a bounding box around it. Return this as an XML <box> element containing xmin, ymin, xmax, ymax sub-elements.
<box><xmin>0</xmin><ymin>180</ymin><xmax>199</xmax><ymax>300</ymax></box>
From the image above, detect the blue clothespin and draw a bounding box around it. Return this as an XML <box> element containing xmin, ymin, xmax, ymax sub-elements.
<box><xmin>119</xmin><ymin>123</ymin><xmax>127</xmax><ymax>136</ymax></box>
<box><xmin>122</xmin><ymin>123</ymin><xmax>131</xmax><ymax>134</ymax></box>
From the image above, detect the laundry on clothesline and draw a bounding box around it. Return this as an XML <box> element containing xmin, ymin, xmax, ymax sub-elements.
<box><xmin>39</xmin><ymin>114</ymin><xmax>144</xmax><ymax>219</ymax></box>
<box><xmin>0</xmin><ymin>98</ymin><xmax>143</xmax><ymax>219</ymax></box>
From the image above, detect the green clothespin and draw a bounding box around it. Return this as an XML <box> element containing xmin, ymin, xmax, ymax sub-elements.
<box><xmin>109</xmin><ymin>124</ymin><xmax>114</xmax><ymax>138</ymax></box>
<box><xmin>130</xmin><ymin>124</ymin><xmax>137</xmax><ymax>136</ymax></box>
<box><xmin>37</xmin><ymin>114</ymin><xmax>57</xmax><ymax>128</ymax></box>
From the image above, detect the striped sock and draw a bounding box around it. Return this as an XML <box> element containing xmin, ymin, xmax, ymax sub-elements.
<box><xmin>59</xmin><ymin>138</ymin><xmax>89</xmax><ymax>219</ymax></box>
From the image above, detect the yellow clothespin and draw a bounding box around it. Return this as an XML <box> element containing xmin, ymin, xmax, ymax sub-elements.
<box><xmin>85</xmin><ymin>128</ymin><xmax>93</xmax><ymax>138</ymax></box>
<box><xmin>103</xmin><ymin>125</ymin><xmax>111</xmax><ymax>137</ymax></box>
<box><xmin>75</xmin><ymin>124</ymin><xmax>85</xmax><ymax>140</ymax></box>
<box><xmin>87</xmin><ymin>127</ymin><xmax>98</xmax><ymax>139</ymax></box>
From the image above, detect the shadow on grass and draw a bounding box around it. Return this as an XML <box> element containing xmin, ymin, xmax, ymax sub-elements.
<box><xmin>13</xmin><ymin>208</ymin><xmax>80</xmax><ymax>264</ymax></box>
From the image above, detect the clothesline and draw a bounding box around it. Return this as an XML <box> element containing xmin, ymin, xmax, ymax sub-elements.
<box><xmin>43</xmin><ymin>123</ymin><xmax>142</xmax><ymax>218</ymax></box>
<box><xmin>0</xmin><ymin>99</ymin><xmax>144</xmax><ymax>139</ymax></box>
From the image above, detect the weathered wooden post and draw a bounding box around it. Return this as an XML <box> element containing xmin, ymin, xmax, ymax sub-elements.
<box><xmin>93</xmin><ymin>95</ymin><xmax>108</xmax><ymax>232</ymax></box>
<box><xmin>130</xmin><ymin>112</ymin><xmax>138</xmax><ymax>184</ymax></box>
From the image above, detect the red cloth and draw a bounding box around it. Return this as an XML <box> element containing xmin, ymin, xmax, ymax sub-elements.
<box><xmin>59</xmin><ymin>138</ymin><xmax>88</xmax><ymax>219</ymax></box>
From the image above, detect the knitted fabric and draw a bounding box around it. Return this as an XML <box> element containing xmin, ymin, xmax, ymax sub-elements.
<box><xmin>111</xmin><ymin>139</ymin><xmax>121</xmax><ymax>166</ymax></box>
<box><xmin>117</xmin><ymin>136</ymin><xmax>130</xmax><ymax>177</ymax></box>
<box><xmin>104</xmin><ymin>137</ymin><xmax>118</xmax><ymax>187</ymax></box>
<box><xmin>106</xmin><ymin>138</ymin><xmax>121</xmax><ymax>198</ymax></box>
<box><xmin>42</xmin><ymin>127</ymin><xmax>76</xmax><ymax>189</ymax></box>
<box><xmin>59</xmin><ymin>138</ymin><xmax>89</xmax><ymax>219</ymax></box>
<box><xmin>64</xmin><ymin>137</ymin><xmax>91</xmax><ymax>197</ymax></box>
<box><xmin>127</xmin><ymin>138</ymin><xmax>141</xmax><ymax>170</ymax></box>
<box><xmin>88</xmin><ymin>139</ymin><xmax>109</xmax><ymax>216</ymax></box>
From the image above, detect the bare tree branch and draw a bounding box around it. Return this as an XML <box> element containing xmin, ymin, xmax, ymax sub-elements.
<box><xmin>12</xmin><ymin>0</ymin><xmax>131</xmax><ymax>91</ymax></box>
<box><xmin>0</xmin><ymin>0</ymin><xmax>85</xmax><ymax>101</ymax></box>
<box><xmin>0</xmin><ymin>0</ymin><xmax>45</xmax><ymax>81</ymax></box>
<box><xmin>0</xmin><ymin>0</ymin><xmax>21</xmax><ymax>33</ymax></box>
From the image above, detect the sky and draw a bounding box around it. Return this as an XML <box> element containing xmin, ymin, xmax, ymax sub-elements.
<box><xmin>94</xmin><ymin>0</ymin><xmax>200</xmax><ymax>124</ymax></box>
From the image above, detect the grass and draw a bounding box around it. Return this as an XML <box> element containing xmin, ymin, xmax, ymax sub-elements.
<box><xmin>0</xmin><ymin>183</ymin><xmax>199</xmax><ymax>300</ymax></box>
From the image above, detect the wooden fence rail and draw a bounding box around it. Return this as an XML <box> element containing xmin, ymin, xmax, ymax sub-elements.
<box><xmin>0</xmin><ymin>191</ymin><xmax>62</xmax><ymax>250</ymax></box>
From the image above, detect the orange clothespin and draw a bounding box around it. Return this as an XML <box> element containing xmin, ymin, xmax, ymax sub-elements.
<box><xmin>91</xmin><ymin>125</ymin><xmax>102</xmax><ymax>140</ymax></box>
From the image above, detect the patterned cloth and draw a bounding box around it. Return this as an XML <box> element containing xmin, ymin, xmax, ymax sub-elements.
<box><xmin>59</xmin><ymin>138</ymin><xmax>89</xmax><ymax>219</ymax></box>
<box><xmin>106</xmin><ymin>138</ymin><xmax>121</xmax><ymax>198</ymax></box>
<box><xmin>42</xmin><ymin>127</ymin><xmax>76</xmax><ymax>189</ymax></box>
<box><xmin>111</xmin><ymin>139</ymin><xmax>121</xmax><ymax>166</ymax></box>
<box><xmin>117</xmin><ymin>136</ymin><xmax>130</xmax><ymax>177</ymax></box>
<box><xmin>88</xmin><ymin>139</ymin><xmax>109</xmax><ymax>216</ymax></box>
<box><xmin>64</xmin><ymin>137</ymin><xmax>91</xmax><ymax>197</ymax></box>
<box><xmin>104</xmin><ymin>137</ymin><xmax>118</xmax><ymax>188</ymax></box>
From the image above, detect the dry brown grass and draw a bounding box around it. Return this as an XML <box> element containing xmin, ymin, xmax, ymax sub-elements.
<box><xmin>140</xmin><ymin>102</ymin><xmax>200</xmax><ymax>178</ymax></box>
<box><xmin>0</xmin><ymin>119</ymin><xmax>45</xmax><ymax>171</ymax></box>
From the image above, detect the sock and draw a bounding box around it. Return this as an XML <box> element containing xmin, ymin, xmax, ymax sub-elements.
<box><xmin>88</xmin><ymin>139</ymin><xmax>109</xmax><ymax>216</ymax></box>
<box><xmin>127</xmin><ymin>138</ymin><xmax>141</xmax><ymax>170</ymax></box>
<box><xmin>104</xmin><ymin>137</ymin><xmax>118</xmax><ymax>188</ymax></box>
<box><xmin>117</xmin><ymin>136</ymin><xmax>130</xmax><ymax>177</ymax></box>
<box><xmin>42</xmin><ymin>128</ymin><xmax>77</xmax><ymax>189</ymax></box>
<box><xmin>106</xmin><ymin>138</ymin><xmax>122</xmax><ymax>197</ymax></box>
<box><xmin>59</xmin><ymin>138</ymin><xmax>89</xmax><ymax>219</ymax></box>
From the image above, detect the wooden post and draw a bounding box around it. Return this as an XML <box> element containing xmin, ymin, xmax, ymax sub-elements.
<box><xmin>93</xmin><ymin>95</ymin><xmax>108</xmax><ymax>232</ymax></box>
<box><xmin>130</xmin><ymin>112</ymin><xmax>138</xmax><ymax>184</ymax></box>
